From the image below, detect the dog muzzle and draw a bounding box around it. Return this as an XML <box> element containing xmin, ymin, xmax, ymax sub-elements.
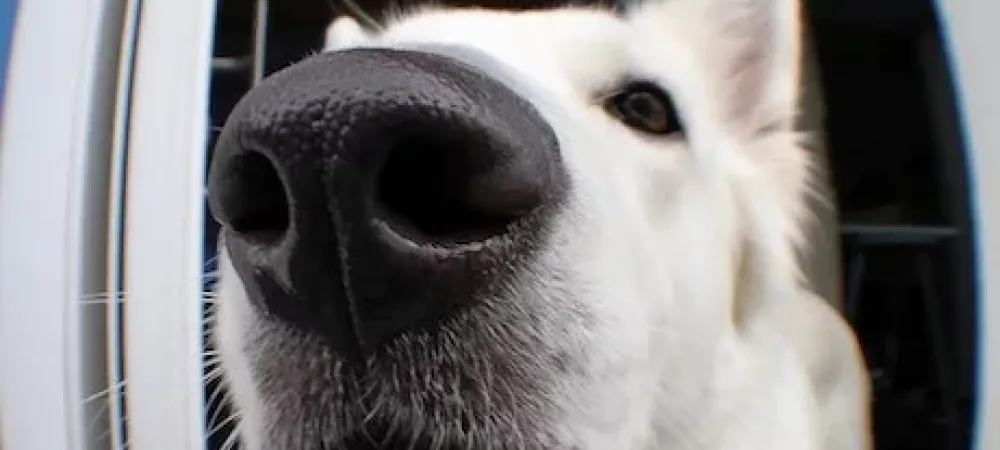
<box><xmin>207</xmin><ymin>48</ymin><xmax>569</xmax><ymax>359</ymax></box>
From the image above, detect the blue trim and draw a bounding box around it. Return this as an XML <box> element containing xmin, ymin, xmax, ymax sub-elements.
<box><xmin>932</xmin><ymin>0</ymin><xmax>986</xmax><ymax>443</ymax></box>
<box><xmin>0</xmin><ymin>0</ymin><xmax>18</xmax><ymax>109</ymax></box>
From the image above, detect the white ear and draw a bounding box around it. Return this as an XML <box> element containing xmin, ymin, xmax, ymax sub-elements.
<box><xmin>324</xmin><ymin>16</ymin><xmax>369</xmax><ymax>51</ymax></box>
<box><xmin>627</xmin><ymin>0</ymin><xmax>801</xmax><ymax>132</ymax></box>
<box><xmin>704</xmin><ymin>0</ymin><xmax>801</xmax><ymax>132</ymax></box>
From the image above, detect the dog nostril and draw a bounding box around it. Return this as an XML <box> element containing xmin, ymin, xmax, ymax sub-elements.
<box><xmin>215</xmin><ymin>152</ymin><xmax>290</xmax><ymax>245</ymax></box>
<box><xmin>375</xmin><ymin>133</ymin><xmax>541</xmax><ymax>244</ymax></box>
<box><xmin>207</xmin><ymin>48</ymin><xmax>571</xmax><ymax>357</ymax></box>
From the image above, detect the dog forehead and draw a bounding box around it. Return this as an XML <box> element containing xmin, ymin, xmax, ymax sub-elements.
<box><xmin>379</xmin><ymin>8</ymin><xmax>631</xmax><ymax>95</ymax></box>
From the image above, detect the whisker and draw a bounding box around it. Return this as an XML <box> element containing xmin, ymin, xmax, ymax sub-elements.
<box><xmin>205</xmin><ymin>380</ymin><xmax>230</xmax><ymax>411</ymax></box>
<box><xmin>84</xmin><ymin>400</ymin><xmax>111</xmax><ymax>433</ymax></box>
<box><xmin>220</xmin><ymin>424</ymin><xmax>243</xmax><ymax>450</ymax></box>
<box><xmin>94</xmin><ymin>414</ymin><xmax>129</xmax><ymax>449</ymax></box>
<box><xmin>82</xmin><ymin>380</ymin><xmax>127</xmax><ymax>405</ymax></box>
<box><xmin>80</xmin><ymin>297</ymin><xmax>125</xmax><ymax>305</ymax></box>
<box><xmin>79</xmin><ymin>258</ymin><xmax>218</xmax><ymax>308</ymax></box>
<box><xmin>328</xmin><ymin>0</ymin><xmax>385</xmax><ymax>32</ymax></box>
<box><xmin>206</xmin><ymin>379</ymin><xmax>238</xmax><ymax>432</ymax></box>
<box><xmin>204</xmin><ymin>254</ymin><xmax>220</xmax><ymax>267</ymax></box>
<box><xmin>204</xmin><ymin>360</ymin><xmax>221</xmax><ymax>374</ymax></box>
<box><xmin>203</xmin><ymin>366</ymin><xmax>225</xmax><ymax>385</ymax></box>
<box><xmin>81</xmin><ymin>292</ymin><xmax>125</xmax><ymax>300</ymax></box>
<box><xmin>208</xmin><ymin>411</ymin><xmax>243</xmax><ymax>440</ymax></box>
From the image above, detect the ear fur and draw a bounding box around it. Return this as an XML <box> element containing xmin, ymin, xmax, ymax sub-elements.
<box><xmin>631</xmin><ymin>0</ymin><xmax>802</xmax><ymax>133</ymax></box>
<box><xmin>324</xmin><ymin>16</ymin><xmax>369</xmax><ymax>51</ymax></box>
<box><xmin>705</xmin><ymin>0</ymin><xmax>801</xmax><ymax>132</ymax></box>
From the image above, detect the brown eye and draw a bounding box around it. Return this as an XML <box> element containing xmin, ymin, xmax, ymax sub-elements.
<box><xmin>604</xmin><ymin>81</ymin><xmax>683</xmax><ymax>136</ymax></box>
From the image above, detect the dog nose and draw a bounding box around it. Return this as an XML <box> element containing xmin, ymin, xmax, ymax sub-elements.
<box><xmin>208</xmin><ymin>48</ymin><xmax>567</xmax><ymax>358</ymax></box>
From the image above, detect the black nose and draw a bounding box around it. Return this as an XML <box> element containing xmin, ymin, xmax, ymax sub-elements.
<box><xmin>208</xmin><ymin>48</ymin><xmax>567</xmax><ymax>358</ymax></box>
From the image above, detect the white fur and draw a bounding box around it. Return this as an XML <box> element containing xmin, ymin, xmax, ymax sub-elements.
<box><xmin>215</xmin><ymin>0</ymin><xmax>872</xmax><ymax>448</ymax></box>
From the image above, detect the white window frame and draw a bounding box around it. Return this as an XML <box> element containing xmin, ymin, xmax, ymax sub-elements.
<box><xmin>1</xmin><ymin>0</ymin><xmax>215</xmax><ymax>448</ymax></box>
<box><xmin>0</xmin><ymin>0</ymin><xmax>131</xmax><ymax>448</ymax></box>
<box><xmin>121</xmin><ymin>0</ymin><xmax>217</xmax><ymax>449</ymax></box>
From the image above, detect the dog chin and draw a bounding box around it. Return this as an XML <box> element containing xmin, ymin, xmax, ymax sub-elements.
<box><xmin>214</xmin><ymin>225</ymin><xmax>641</xmax><ymax>450</ymax></box>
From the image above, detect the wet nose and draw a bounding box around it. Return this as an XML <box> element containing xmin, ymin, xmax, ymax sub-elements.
<box><xmin>207</xmin><ymin>48</ymin><xmax>567</xmax><ymax>358</ymax></box>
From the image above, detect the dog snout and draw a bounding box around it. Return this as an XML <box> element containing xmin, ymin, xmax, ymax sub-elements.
<box><xmin>208</xmin><ymin>48</ymin><xmax>568</xmax><ymax>359</ymax></box>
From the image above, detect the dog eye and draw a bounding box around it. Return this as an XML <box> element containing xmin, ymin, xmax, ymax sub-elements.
<box><xmin>604</xmin><ymin>81</ymin><xmax>683</xmax><ymax>136</ymax></box>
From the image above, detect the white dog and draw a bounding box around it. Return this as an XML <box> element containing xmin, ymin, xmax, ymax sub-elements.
<box><xmin>207</xmin><ymin>0</ymin><xmax>873</xmax><ymax>448</ymax></box>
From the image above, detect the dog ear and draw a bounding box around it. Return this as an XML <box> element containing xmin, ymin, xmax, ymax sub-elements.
<box><xmin>630</xmin><ymin>0</ymin><xmax>801</xmax><ymax>133</ymax></box>
<box><xmin>324</xmin><ymin>16</ymin><xmax>369</xmax><ymax>51</ymax></box>
<box><xmin>702</xmin><ymin>0</ymin><xmax>801</xmax><ymax>133</ymax></box>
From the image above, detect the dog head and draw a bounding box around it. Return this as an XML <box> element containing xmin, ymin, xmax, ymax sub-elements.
<box><xmin>208</xmin><ymin>0</ymin><xmax>811</xmax><ymax>448</ymax></box>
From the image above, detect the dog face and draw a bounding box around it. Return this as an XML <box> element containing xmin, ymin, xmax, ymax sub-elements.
<box><xmin>208</xmin><ymin>0</ymin><xmax>812</xmax><ymax>448</ymax></box>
